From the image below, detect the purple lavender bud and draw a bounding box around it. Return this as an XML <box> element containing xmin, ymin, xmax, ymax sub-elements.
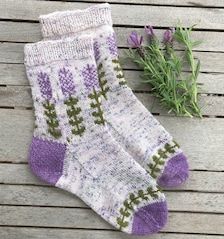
<box><xmin>93</xmin><ymin>41</ymin><xmax>101</xmax><ymax>62</ymax></box>
<box><xmin>106</xmin><ymin>33</ymin><xmax>118</xmax><ymax>57</ymax></box>
<box><xmin>82</xmin><ymin>64</ymin><xmax>99</xmax><ymax>91</ymax></box>
<box><xmin>127</xmin><ymin>31</ymin><xmax>143</xmax><ymax>48</ymax></box>
<box><xmin>163</xmin><ymin>29</ymin><xmax>174</xmax><ymax>45</ymax></box>
<box><xmin>37</xmin><ymin>72</ymin><xmax>52</xmax><ymax>100</ymax></box>
<box><xmin>58</xmin><ymin>67</ymin><xmax>75</xmax><ymax>96</ymax></box>
<box><xmin>144</xmin><ymin>25</ymin><xmax>155</xmax><ymax>42</ymax></box>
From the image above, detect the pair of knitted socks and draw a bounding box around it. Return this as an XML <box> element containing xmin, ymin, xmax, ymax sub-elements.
<box><xmin>24</xmin><ymin>3</ymin><xmax>188</xmax><ymax>236</ymax></box>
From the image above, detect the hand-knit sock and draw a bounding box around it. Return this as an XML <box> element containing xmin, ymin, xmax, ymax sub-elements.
<box><xmin>39</xmin><ymin>3</ymin><xmax>189</xmax><ymax>188</ymax></box>
<box><xmin>24</xmin><ymin>36</ymin><xmax>168</xmax><ymax>235</ymax></box>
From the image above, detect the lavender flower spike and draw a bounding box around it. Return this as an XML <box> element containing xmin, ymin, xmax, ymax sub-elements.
<box><xmin>82</xmin><ymin>64</ymin><xmax>99</xmax><ymax>91</ymax></box>
<box><xmin>37</xmin><ymin>72</ymin><xmax>52</xmax><ymax>100</ymax></box>
<box><xmin>127</xmin><ymin>31</ymin><xmax>143</xmax><ymax>48</ymax></box>
<box><xmin>144</xmin><ymin>25</ymin><xmax>155</xmax><ymax>42</ymax></box>
<box><xmin>163</xmin><ymin>28</ymin><xmax>174</xmax><ymax>45</ymax></box>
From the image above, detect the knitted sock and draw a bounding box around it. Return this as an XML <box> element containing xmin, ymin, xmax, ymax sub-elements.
<box><xmin>24</xmin><ymin>36</ymin><xmax>167</xmax><ymax>235</ymax></box>
<box><xmin>40</xmin><ymin>3</ymin><xmax>189</xmax><ymax>188</ymax></box>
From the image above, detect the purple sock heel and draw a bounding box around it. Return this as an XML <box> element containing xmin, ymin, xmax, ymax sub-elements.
<box><xmin>29</xmin><ymin>136</ymin><xmax>66</xmax><ymax>185</ymax></box>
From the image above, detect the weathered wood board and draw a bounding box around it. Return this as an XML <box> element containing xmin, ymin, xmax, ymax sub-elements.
<box><xmin>0</xmin><ymin>0</ymin><xmax>223</xmax><ymax>238</ymax></box>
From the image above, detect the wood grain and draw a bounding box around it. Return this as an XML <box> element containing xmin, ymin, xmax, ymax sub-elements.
<box><xmin>1</xmin><ymin>227</ymin><xmax>224</xmax><ymax>239</ymax></box>
<box><xmin>1</xmin><ymin>0</ymin><xmax>224</xmax><ymax>30</ymax></box>
<box><xmin>1</xmin><ymin>22</ymin><xmax>224</xmax><ymax>52</ymax></box>
<box><xmin>0</xmin><ymin>205</ymin><xmax>224</xmax><ymax>234</ymax></box>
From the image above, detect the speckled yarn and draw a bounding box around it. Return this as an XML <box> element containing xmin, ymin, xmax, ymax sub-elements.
<box><xmin>40</xmin><ymin>3</ymin><xmax>189</xmax><ymax>188</ymax></box>
<box><xmin>24</xmin><ymin>36</ymin><xmax>168</xmax><ymax>235</ymax></box>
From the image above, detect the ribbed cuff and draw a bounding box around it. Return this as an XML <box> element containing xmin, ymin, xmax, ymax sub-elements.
<box><xmin>40</xmin><ymin>3</ymin><xmax>112</xmax><ymax>39</ymax></box>
<box><xmin>24</xmin><ymin>36</ymin><xmax>93</xmax><ymax>66</ymax></box>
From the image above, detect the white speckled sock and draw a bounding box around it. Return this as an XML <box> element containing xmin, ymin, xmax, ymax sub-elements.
<box><xmin>40</xmin><ymin>3</ymin><xmax>189</xmax><ymax>189</ymax></box>
<box><xmin>24</xmin><ymin>36</ymin><xmax>167</xmax><ymax>235</ymax></box>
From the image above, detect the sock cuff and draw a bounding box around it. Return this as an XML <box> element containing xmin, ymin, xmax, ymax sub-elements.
<box><xmin>39</xmin><ymin>3</ymin><xmax>112</xmax><ymax>39</ymax></box>
<box><xmin>24</xmin><ymin>36</ymin><xmax>93</xmax><ymax>66</ymax></box>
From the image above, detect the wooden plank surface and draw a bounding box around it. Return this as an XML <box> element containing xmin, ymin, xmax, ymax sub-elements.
<box><xmin>1</xmin><ymin>227</ymin><xmax>223</xmax><ymax>239</ymax></box>
<box><xmin>1</xmin><ymin>205</ymin><xmax>224</xmax><ymax>234</ymax></box>
<box><xmin>1</xmin><ymin>22</ymin><xmax>224</xmax><ymax>53</ymax></box>
<box><xmin>1</xmin><ymin>0</ymin><xmax>224</xmax><ymax>30</ymax></box>
<box><xmin>0</xmin><ymin>0</ymin><xmax>223</xmax><ymax>238</ymax></box>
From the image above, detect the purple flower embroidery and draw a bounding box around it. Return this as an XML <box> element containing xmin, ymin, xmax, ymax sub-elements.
<box><xmin>82</xmin><ymin>64</ymin><xmax>99</xmax><ymax>90</ymax></box>
<box><xmin>58</xmin><ymin>67</ymin><xmax>75</xmax><ymax>96</ymax></box>
<box><xmin>37</xmin><ymin>72</ymin><xmax>52</xmax><ymax>100</ymax></box>
<box><xmin>93</xmin><ymin>41</ymin><xmax>101</xmax><ymax>62</ymax></box>
<box><xmin>106</xmin><ymin>33</ymin><xmax>118</xmax><ymax>57</ymax></box>
<box><xmin>127</xmin><ymin>31</ymin><xmax>143</xmax><ymax>48</ymax></box>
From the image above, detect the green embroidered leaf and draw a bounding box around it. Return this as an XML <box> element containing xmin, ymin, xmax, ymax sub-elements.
<box><xmin>147</xmin><ymin>186</ymin><xmax>153</xmax><ymax>193</ymax></box>
<box><xmin>120</xmin><ymin>208</ymin><xmax>130</xmax><ymax>217</ymax></box>
<box><xmin>158</xmin><ymin>149</ymin><xmax>167</xmax><ymax>158</ymax></box>
<box><xmin>114</xmin><ymin>66</ymin><xmax>122</xmax><ymax>72</ymax></box>
<box><xmin>138</xmin><ymin>189</ymin><xmax>145</xmax><ymax>198</ymax></box>
<box><xmin>132</xmin><ymin>198</ymin><xmax>140</xmax><ymax>205</ymax></box>
<box><xmin>94</xmin><ymin>119</ymin><xmax>104</xmax><ymax>125</ymax></box>
<box><xmin>157</xmin><ymin>160</ymin><xmax>165</xmax><ymax>165</ymax></box>
<box><xmin>152</xmin><ymin>155</ymin><xmax>158</xmax><ymax>161</ymax></box>
<box><xmin>129</xmin><ymin>193</ymin><xmax>135</xmax><ymax>200</ymax></box>
<box><xmin>99</xmin><ymin>72</ymin><xmax>106</xmax><ymax>79</ymax></box>
<box><xmin>119</xmin><ymin>81</ymin><xmax>127</xmax><ymax>86</ymax></box>
<box><xmin>116</xmin><ymin>73</ymin><xmax>125</xmax><ymax>78</ymax></box>
<box><xmin>151</xmin><ymin>193</ymin><xmax>159</xmax><ymax>199</ymax></box>
<box><xmin>112</xmin><ymin>59</ymin><xmax>119</xmax><ymax>64</ymax></box>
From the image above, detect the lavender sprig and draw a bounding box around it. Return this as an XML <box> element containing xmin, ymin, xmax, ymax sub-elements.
<box><xmin>127</xmin><ymin>24</ymin><xmax>202</xmax><ymax>117</ymax></box>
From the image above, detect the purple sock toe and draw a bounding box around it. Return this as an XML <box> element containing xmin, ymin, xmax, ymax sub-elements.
<box><xmin>132</xmin><ymin>201</ymin><xmax>168</xmax><ymax>235</ymax></box>
<box><xmin>157</xmin><ymin>152</ymin><xmax>189</xmax><ymax>188</ymax></box>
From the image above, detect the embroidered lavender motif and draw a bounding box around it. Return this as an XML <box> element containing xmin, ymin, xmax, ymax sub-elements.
<box><xmin>58</xmin><ymin>67</ymin><xmax>85</xmax><ymax>137</ymax></box>
<box><xmin>107</xmin><ymin>33</ymin><xmax>118</xmax><ymax>57</ymax></box>
<box><xmin>58</xmin><ymin>67</ymin><xmax>76</xmax><ymax>96</ymax></box>
<box><xmin>93</xmin><ymin>41</ymin><xmax>109</xmax><ymax>100</ymax></box>
<box><xmin>82</xmin><ymin>64</ymin><xmax>105</xmax><ymax>125</ymax></box>
<box><xmin>37</xmin><ymin>72</ymin><xmax>61</xmax><ymax>139</ymax></box>
<box><xmin>93</xmin><ymin>41</ymin><xmax>101</xmax><ymax>62</ymax></box>
<box><xmin>37</xmin><ymin>72</ymin><xmax>52</xmax><ymax>100</ymax></box>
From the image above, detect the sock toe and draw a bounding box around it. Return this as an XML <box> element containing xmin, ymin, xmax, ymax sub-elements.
<box><xmin>157</xmin><ymin>152</ymin><xmax>189</xmax><ymax>188</ymax></box>
<box><xmin>132</xmin><ymin>201</ymin><xmax>168</xmax><ymax>235</ymax></box>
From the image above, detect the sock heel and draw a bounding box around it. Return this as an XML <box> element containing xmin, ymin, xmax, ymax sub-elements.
<box><xmin>29</xmin><ymin>136</ymin><xmax>66</xmax><ymax>185</ymax></box>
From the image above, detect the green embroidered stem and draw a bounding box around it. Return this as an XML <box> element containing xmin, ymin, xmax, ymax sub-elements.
<box><xmin>147</xmin><ymin>140</ymin><xmax>180</xmax><ymax>178</ymax></box>
<box><xmin>65</xmin><ymin>96</ymin><xmax>85</xmax><ymax>137</ymax></box>
<box><xmin>112</xmin><ymin>58</ymin><xmax>127</xmax><ymax>86</ymax></box>
<box><xmin>117</xmin><ymin>187</ymin><xmax>160</xmax><ymax>230</ymax></box>
<box><xmin>88</xmin><ymin>88</ymin><xmax>105</xmax><ymax>125</ymax></box>
<box><xmin>43</xmin><ymin>100</ymin><xmax>62</xmax><ymax>139</ymax></box>
<box><xmin>97</xmin><ymin>63</ymin><xmax>109</xmax><ymax>100</ymax></box>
